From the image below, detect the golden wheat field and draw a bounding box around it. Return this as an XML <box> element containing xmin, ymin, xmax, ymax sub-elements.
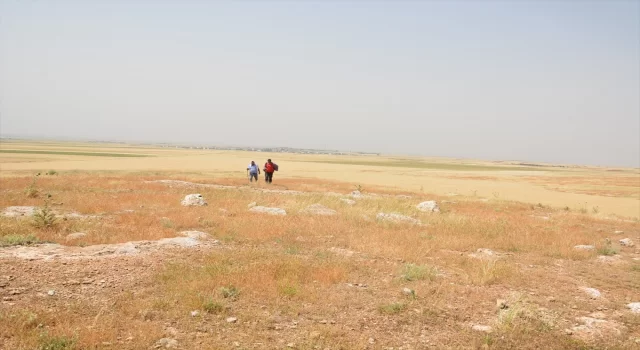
<box><xmin>1</xmin><ymin>140</ymin><xmax>639</xmax><ymax>350</ymax></box>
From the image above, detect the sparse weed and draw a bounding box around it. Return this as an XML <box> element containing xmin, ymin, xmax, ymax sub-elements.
<box><xmin>160</xmin><ymin>217</ymin><xmax>174</xmax><ymax>229</ymax></box>
<box><xmin>597</xmin><ymin>240</ymin><xmax>618</xmax><ymax>256</ymax></box>
<box><xmin>25</xmin><ymin>175</ymin><xmax>40</xmax><ymax>198</ymax></box>
<box><xmin>38</xmin><ymin>333</ymin><xmax>76</xmax><ymax>350</ymax></box>
<box><xmin>0</xmin><ymin>234</ymin><xmax>39</xmax><ymax>247</ymax></box>
<box><xmin>401</xmin><ymin>263</ymin><xmax>437</xmax><ymax>282</ymax></box>
<box><xmin>379</xmin><ymin>302</ymin><xmax>406</xmax><ymax>314</ymax></box>
<box><xmin>592</xmin><ymin>206</ymin><xmax>600</xmax><ymax>214</ymax></box>
<box><xmin>220</xmin><ymin>285</ymin><xmax>240</xmax><ymax>300</ymax></box>
<box><xmin>278</xmin><ymin>283</ymin><xmax>298</xmax><ymax>298</ymax></box>
<box><xmin>46</xmin><ymin>170</ymin><xmax>58</xmax><ymax>176</ymax></box>
<box><xmin>203</xmin><ymin>299</ymin><xmax>224</xmax><ymax>314</ymax></box>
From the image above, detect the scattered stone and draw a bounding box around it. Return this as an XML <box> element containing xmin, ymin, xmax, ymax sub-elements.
<box><xmin>496</xmin><ymin>299</ymin><xmax>508</xmax><ymax>310</ymax></box>
<box><xmin>65</xmin><ymin>232</ymin><xmax>87</xmax><ymax>241</ymax></box>
<box><xmin>376</xmin><ymin>212</ymin><xmax>421</xmax><ymax>225</ymax></box>
<box><xmin>402</xmin><ymin>287</ymin><xmax>415</xmax><ymax>296</ymax></box>
<box><xmin>340</xmin><ymin>198</ymin><xmax>356</xmax><ymax>205</ymax></box>
<box><xmin>248</xmin><ymin>202</ymin><xmax>257</xmax><ymax>208</ymax></box>
<box><xmin>416</xmin><ymin>201</ymin><xmax>440</xmax><ymax>213</ymax></box>
<box><xmin>310</xmin><ymin>331</ymin><xmax>321</xmax><ymax>339</ymax></box>
<box><xmin>472</xmin><ymin>325</ymin><xmax>493</xmax><ymax>333</ymax></box>
<box><xmin>156</xmin><ymin>237</ymin><xmax>200</xmax><ymax>248</ymax></box>
<box><xmin>597</xmin><ymin>255</ymin><xmax>622</xmax><ymax>264</ymax></box>
<box><xmin>301</xmin><ymin>204</ymin><xmax>337</xmax><ymax>216</ymax></box>
<box><xmin>350</xmin><ymin>191</ymin><xmax>363</xmax><ymax>198</ymax></box>
<box><xmin>249</xmin><ymin>206</ymin><xmax>286</xmax><ymax>216</ymax></box>
<box><xmin>180</xmin><ymin>231</ymin><xmax>210</xmax><ymax>240</ymax></box>
<box><xmin>328</xmin><ymin>247</ymin><xmax>356</xmax><ymax>257</ymax></box>
<box><xmin>368</xmin><ymin>338</ymin><xmax>375</xmax><ymax>344</ymax></box>
<box><xmin>573</xmin><ymin>245</ymin><xmax>595</xmax><ymax>251</ymax></box>
<box><xmin>468</xmin><ymin>248</ymin><xmax>499</xmax><ymax>259</ymax></box>
<box><xmin>226</xmin><ymin>317</ymin><xmax>238</xmax><ymax>323</ymax></box>
<box><xmin>233</xmin><ymin>342</ymin><xmax>240</xmax><ymax>347</ymax></box>
<box><xmin>571</xmin><ymin>317</ymin><xmax>625</xmax><ymax>341</ymax></box>
<box><xmin>191</xmin><ymin>310</ymin><xmax>200</xmax><ymax>317</ymax></box>
<box><xmin>627</xmin><ymin>303</ymin><xmax>640</xmax><ymax>314</ymax></box>
<box><xmin>47</xmin><ymin>290</ymin><xmax>55</xmax><ymax>296</ymax></box>
<box><xmin>1</xmin><ymin>206</ymin><xmax>37</xmax><ymax>217</ymax></box>
<box><xmin>581</xmin><ymin>287</ymin><xmax>601</xmax><ymax>299</ymax></box>
<box><xmin>181</xmin><ymin>194</ymin><xmax>207</xmax><ymax>206</ymax></box>
<box><xmin>619</xmin><ymin>238</ymin><xmax>634</xmax><ymax>247</ymax></box>
<box><xmin>287</xmin><ymin>343</ymin><xmax>295</xmax><ymax>348</ymax></box>
<box><xmin>530</xmin><ymin>215</ymin><xmax>550</xmax><ymax>220</ymax></box>
<box><xmin>165</xmin><ymin>327</ymin><xmax>178</xmax><ymax>336</ymax></box>
<box><xmin>156</xmin><ymin>338</ymin><xmax>179</xmax><ymax>349</ymax></box>
<box><xmin>614</xmin><ymin>230</ymin><xmax>624</xmax><ymax>234</ymax></box>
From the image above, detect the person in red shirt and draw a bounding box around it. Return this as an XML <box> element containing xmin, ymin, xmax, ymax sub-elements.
<box><xmin>263</xmin><ymin>159</ymin><xmax>278</xmax><ymax>183</ymax></box>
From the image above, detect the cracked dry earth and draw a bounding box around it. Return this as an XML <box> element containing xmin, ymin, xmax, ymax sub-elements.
<box><xmin>1</xmin><ymin>176</ymin><xmax>640</xmax><ymax>349</ymax></box>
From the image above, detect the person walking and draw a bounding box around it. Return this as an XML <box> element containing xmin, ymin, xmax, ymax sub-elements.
<box><xmin>263</xmin><ymin>158</ymin><xmax>278</xmax><ymax>184</ymax></box>
<box><xmin>246</xmin><ymin>160</ymin><xmax>260</xmax><ymax>182</ymax></box>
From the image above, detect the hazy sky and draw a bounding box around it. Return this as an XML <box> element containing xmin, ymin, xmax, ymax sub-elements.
<box><xmin>1</xmin><ymin>1</ymin><xmax>639</xmax><ymax>167</ymax></box>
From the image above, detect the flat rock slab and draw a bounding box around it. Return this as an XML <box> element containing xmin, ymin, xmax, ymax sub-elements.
<box><xmin>249</xmin><ymin>206</ymin><xmax>287</xmax><ymax>216</ymax></box>
<box><xmin>340</xmin><ymin>199</ymin><xmax>356</xmax><ymax>205</ymax></box>
<box><xmin>376</xmin><ymin>212</ymin><xmax>421</xmax><ymax>225</ymax></box>
<box><xmin>416</xmin><ymin>201</ymin><xmax>440</xmax><ymax>213</ymax></box>
<box><xmin>1</xmin><ymin>206</ymin><xmax>100</xmax><ymax>220</ymax></box>
<box><xmin>571</xmin><ymin>316</ymin><xmax>625</xmax><ymax>342</ymax></box>
<box><xmin>301</xmin><ymin>204</ymin><xmax>337</xmax><ymax>216</ymax></box>
<box><xmin>0</xmin><ymin>234</ymin><xmax>218</xmax><ymax>261</ymax></box>
<box><xmin>181</xmin><ymin>194</ymin><xmax>207</xmax><ymax>206</ymax></box>
<box><xmin>627</xmin><ymin>302</ymin><xmax>640</xmax><ymax>314</ymax></box>
<box><xmin>468</xmin><ymin>248</ymin><xmax>502</xmax><ymax>260</ymax></box>
<box><xmin>580</xmin><ymin>287</ymin><xmax>601</xmax><ymax>299</ymax></box>
<box><xmin>1</xmin><ymin>206</ymin><xmax>37</xmax><ymax>217</ymax></box>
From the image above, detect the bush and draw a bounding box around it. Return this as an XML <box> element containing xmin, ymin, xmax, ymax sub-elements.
<box><xmin>32</xmin><ymin>201</ymin><xmax>57</xmax><ymax>229</ymax></box>
<box><xmin>46</xmin><ymin>170</ymin><xmax>58</xmax><ymax>176</ymax></box>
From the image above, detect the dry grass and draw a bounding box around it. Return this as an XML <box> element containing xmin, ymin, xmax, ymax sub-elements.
<box><xmin>0</xmin><ymin>159</ymin><xmax>639</xmax><ymax>348</ymax></box>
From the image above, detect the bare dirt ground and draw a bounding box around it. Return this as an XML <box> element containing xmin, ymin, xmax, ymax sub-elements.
<box><xmin>1</xmin><ymin>142</ymin><xmax>639</xmax><ymax>349</ymax></box>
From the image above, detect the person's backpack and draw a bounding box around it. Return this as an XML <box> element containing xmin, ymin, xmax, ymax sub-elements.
<box><xmin>273</xmin><ymin>163</ymin><xmax>279</xmax><ymax>171</ymax></box>
<box><xmin>265</xmin><ymin>162</ymin><xmax>274</xmax><ymax>173</ymax></box>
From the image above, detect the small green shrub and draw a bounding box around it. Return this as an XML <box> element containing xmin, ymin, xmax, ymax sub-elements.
<box><xmin>38</xmin><ymin>333</ymin><xmax>76</xmax><ymax>350</ymax></box>
<box><xmin>598</xmin><ymin>244</ymin><xmax>618</xmax><ymax>256</ymax></box>
<box><xmin>278</xmin><ymin>283</ymin><xmax>298</xmax><ymax>297</ymax></box>
<box><xmin>202</xmin><ymin>299</ymin><xmax>224</xmax><ymax>314</ymax></box>
<box><xmin>379</xmin><ymin>302</ymin><xmax>406</xmax><ymax>314</ymax></box>
<box><xmin>401</xmin><ymin>263</ymin><xmax>437</xmax><ymax>282</ymax></box>
<box><xmin>32</xmin><ymin>201</ymin><xmax>57</xmax><ymax>229</ymax></box>
<box><xmin>220</xmin><ymin>285</ymin><xmax>240</xmax><ymax>300</ymax></box>
<box><xmin>0</xmin><ymin>234</ymin><xmax>39</xmax><ymax>247</ymax></box>
<box><xmin>25</xmin><ymin>176</ymin><xmax>39</xmax><ymax>198</ymax></box>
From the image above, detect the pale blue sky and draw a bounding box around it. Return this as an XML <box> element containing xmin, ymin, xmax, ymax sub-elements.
<box><xmin>1</xmin><ymin>1</ymin><xmax>638</xmax><ymax>167</ymax></box>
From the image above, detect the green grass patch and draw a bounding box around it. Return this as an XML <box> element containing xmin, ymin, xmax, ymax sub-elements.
<box><xmin>379</xmin><ymin>302</ymin><xmax>406</xmax><ymax>314</ymax></box>
<box><xmin>0</xmin><ymin>149</ymin><xmax>152</xmax><ymax>157</ymax></box>
<box><xmin>0</xmin><ymin>234</ymin><xmax>39</xmax><ymax>247</ymax></box>
<box><xmin>401</xmin><ymin>263</ymin><xmax>437</xmax><ymax>281</ymax></box>
<box><xmin>38</xmin><ymin>333</ymin><xmax>76</xmax><ymax>350</ymax></box>
<box><xmin>300</xmin><ymin>159</ymin><xmax>544</xmax><ymax>171</ymax></box>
